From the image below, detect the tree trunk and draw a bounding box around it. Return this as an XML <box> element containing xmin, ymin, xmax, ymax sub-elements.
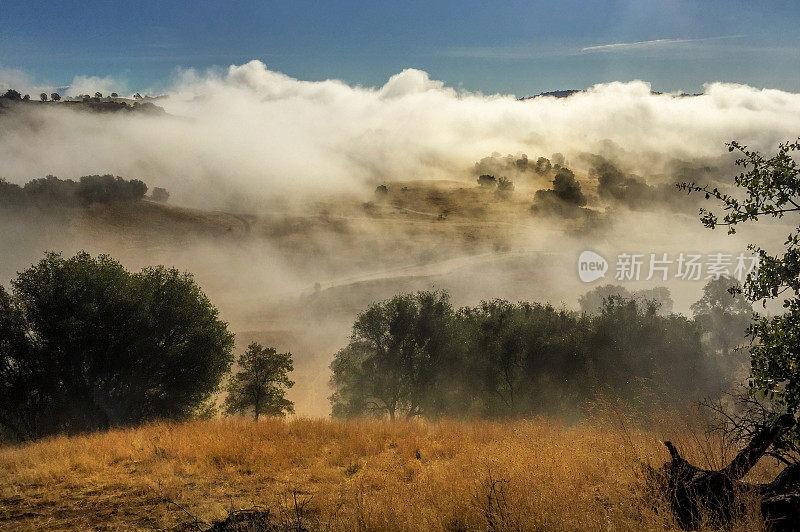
<box><xmin>650</xmin><ymin>413</ymin><xmax>800</xmax><ymax>530</ymax></box>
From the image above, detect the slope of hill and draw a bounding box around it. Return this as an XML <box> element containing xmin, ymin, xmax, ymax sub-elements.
<box><xmin>0</xmin><ymin>416</ymin><xmax>777</xmax><ymax>530</ymax></box>
<box><xmin>0</xmin><ymin>93</ymin><xmax>166</xmax><ymax>114</ymax></box>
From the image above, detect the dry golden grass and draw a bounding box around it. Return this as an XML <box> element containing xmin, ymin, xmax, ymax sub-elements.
<box><xmin>0</xmin><ymin>415</ymin><xmax>782</xmax><ymax>531</ymax></box>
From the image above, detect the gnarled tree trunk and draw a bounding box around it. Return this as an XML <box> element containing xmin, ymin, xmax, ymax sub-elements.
<box><xmin>652</xmin><ymin>413</ymin><xmax>800</xmax><ymax>530</ymax></box>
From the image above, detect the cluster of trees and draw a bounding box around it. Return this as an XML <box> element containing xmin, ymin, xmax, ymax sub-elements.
<box><xmin>472</xmin><ymin>153</ymin><xmax>595</xmax><ymax>215</ymax></box>
<box><xmin>330</xmin><ymin>285</ymin><xmax>747</xmax><ymax>420</ymax></box>
<box><xmin>581</xmin><ymin>280</ymin><xmax>753</xmax><ymax>374</ymax></box>
<box><xmin>0</xmin><ymin>252</ymin><xmax>294</xmax><ymax>442</ymax></box>
<box><xmin>3</xmin><ymin>88</ymin><xmax>129</xmax><ymax>104</ymax></box>
<box><xmin>1</xmin><ymin>89</ymin><xmax>124</xmax><ymax>103</ymax></box>
<box><xmin>477</xmin><ymin>175</ymin><xmax>514</xmax><ymax>196</ymax></box>
<box><xmin>0</xmin><ymin>174</ymin><xmax>162</xmax><ymax>208</ymax></box>
<box><xmin>75</xmin><ymin>92</ymin><xmax>120</xmax><ymax>101</ymax></box>
<box><xmin>531</xmin><ymin>166</ymin><xmax>589</xmax><ymax>217</ymax></box>
<box><xmin>3</xmin><ymin>89</ymin><xmax>63</xmax><ymax>102</ymax></box>
<box><xmin>472</xmin><ymin>152</ymin><xmax>563</xmax><ymax>181</ymax></box>
<box><xmin>76</xmin><ymin>174</ymin><xmax>148</xmax><ymax>204</ymax></box>
<box><xmin>1</xmin><ymin>89</ymin><xmax>30</xmax><ymax>101</ymax></box>
<box><xmin>579</xmin><ymin>284</ymin><xmax>674</xmax><ymax>315</ymax></box>
<box><xmin>38</xmin><ymin>92</ymin><xmax>62</xmax><ymax>101</ymax></box>
<box><xmin>2</xmin><ymin>88</ymin><xmax>166</xmax><ymax>115</ymax></box>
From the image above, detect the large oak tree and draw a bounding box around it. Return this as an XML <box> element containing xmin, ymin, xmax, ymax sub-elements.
<box><xmin>0</xmin><ymin>251</ymin><xmax>234</xmax><ymax>441</ymax></box>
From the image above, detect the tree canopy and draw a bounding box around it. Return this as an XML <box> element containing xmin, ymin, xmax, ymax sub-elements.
<box><xmin>330</xmin><ymin>290</ymin><xmax>719</xmax><ymax>420</ymax></box>
<box><xmin>0</xmin><ymin>251</ymin><xmax>234</xmax><ymax>441</ymax></box>
<box><xmin>690</xmin><ymin>277</ymin><xmax>752</xmax><ymax>357</ymax></box>
<box><xmin>224</xmin><ymin>343</ymin><xmax>294</xmax><ymax>420</ymax></box>
<box><xmin>330</xmin><ymin>291</ymin><xmax>455</xmax><ymax>420</ymax></box>
<box><xmin>0</xmin><ymin>174</ymin><xmax>148</xmax><ymax>208</ymax></box>
<box><xmin>578</xmin><ymin>284</ymin><xmax>674</xmax><ymax>316</ymax></box>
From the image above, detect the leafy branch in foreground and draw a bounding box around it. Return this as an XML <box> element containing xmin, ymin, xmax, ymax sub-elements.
<box><xmin>679</xmin><ymin>138</ymin><xmax>800</xmax><ymax>459</ymax></box>
<box><xmin>678</xmin><ymin>139</ymin><xmax>800</xmax><ymax>233</ymax></box>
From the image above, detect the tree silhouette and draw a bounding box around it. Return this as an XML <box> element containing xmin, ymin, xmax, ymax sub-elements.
<box><xmin>224</xmin><ymin>343</ymin><xmax>294</xmax><ymax>419</ymax></box>
<box><xmin>374</xmin><ymin>184</ymin><xmax>388</xmax><ymax>201</ymax></box>
<box><xmin>2</xmin><ymin>89</ymin><xmax>21</xmax><ymax>100</ymax></box>
<box><xmin>497</xmin><ymin>176</ymin><xmax>514</xmax><ymax>191</ymax></box>
<box><xmin>330</xmin><ymin>290</ymin><xmax>713</xmax><ymax>420</ymax></box>
<box><xmin>151</xmin><ymin>187</ymin><xmax>170</xmax><ymax>203</ymax></box>
<box><xmin>477</xmin><ymin>174</ymin><xmax>496</xmax><ymax>188</ymax></box>
<box><xmin>0</xmin><ymin>251</ymin><xmax>234</xmax><ymax>441</ymax></box>
<box><xmin>76</xmin><ymin>174</ymin><xmax>147</xmax><ymax>205</ymax></box>
<box><xmin>330</xmin><ymin>291</ymin><xmax>455</xmax><ymax>419</ymax></box>
<box><xmin>691</xmin><ymin>277</ymin><xmax>752</xmax><ymax>357</ymax></box>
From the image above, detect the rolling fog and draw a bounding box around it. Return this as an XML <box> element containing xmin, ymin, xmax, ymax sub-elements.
<box><xmin>1</xmin><ymin>60</ymin><xmax>798</xmax><ymax>415</ymax></box>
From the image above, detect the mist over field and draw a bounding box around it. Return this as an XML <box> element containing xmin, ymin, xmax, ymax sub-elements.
<box><xmin>6</xmin><ymin>1</ymin><xmax>800</xmax><ymax>528</ymax></box>
<box><xmin>1</xmin><ymin>60</ymin><xmax>797</xmax><ymax>415</ymax></box>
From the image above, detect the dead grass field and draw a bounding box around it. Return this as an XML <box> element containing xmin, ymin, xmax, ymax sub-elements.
<box><xmin>0</xmin><ymin>415</ymin><xmax>782</xmax><ymax>531</ymax></box>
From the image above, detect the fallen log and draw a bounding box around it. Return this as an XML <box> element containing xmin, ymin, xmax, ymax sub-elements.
<box><xmin>652</xmin><ymin>413</ymin><xmax>799</xmax><ymax>530</ymax></box>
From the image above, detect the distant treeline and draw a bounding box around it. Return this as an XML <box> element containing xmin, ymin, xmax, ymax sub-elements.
<box><xmin>330</xmin><ymin>289</ymin><xmax>746</xmax><ymax>420</ymax></box>
<box><xmin>1</xmin><ymin>88</ymin><xmax>165</xmax><ymax>114</ymax></box>
<box><xmin>0</xmin><ymin>174</ymin><xmax>169</xmax><ymax>207</ymax></box>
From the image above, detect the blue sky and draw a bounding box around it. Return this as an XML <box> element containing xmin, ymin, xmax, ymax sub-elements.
<box><xmin>2</xmin><ymin>0</ymin><xmax>799</xmax><ymax>95</ymax></box>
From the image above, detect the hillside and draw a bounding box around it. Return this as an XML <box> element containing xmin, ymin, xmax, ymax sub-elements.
<box><xmin>0</xmin><ymin>417</ymin><xmax>779</xmax><ymax>531</ymax></box>
<box><xmin>0</xmin><ymin>175</ymin><xmax>731</xmax><ymax>418</ymax></box>
<box><xmin>0</xmin><ymin>93</ymin><xmax>165</xmax><ymax>115</ymax></box>
<box><xmin>0</xmin><ymin>177</ymin><xmax>575</xmax><ymax>277</ymax></box>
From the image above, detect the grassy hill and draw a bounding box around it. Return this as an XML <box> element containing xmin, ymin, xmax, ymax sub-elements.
<box><xmin>0</xmin><ymin>416</ymin><xmax>778</xmax><ymax>530</ymax></box>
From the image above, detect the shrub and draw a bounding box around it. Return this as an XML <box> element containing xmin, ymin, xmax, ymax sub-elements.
<box><xmin>497</xmin><ymin>177</ymin><xmax>514</xmax><ymax>191</ymax></box>
<box><xmin>477</xmin><ymin>174</ymin><xmax>496</xmax><ymax>188</ymax></box>
<box><xmin>151</xmin><ymin>187</ymin><xmax>170</xmax><ymax>203</ymax></box>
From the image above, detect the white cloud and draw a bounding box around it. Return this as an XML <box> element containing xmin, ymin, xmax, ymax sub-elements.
<box><xmin>0</xmin><ymin>66</ymin><xmax>35</xmax><ymax>90</ymax></box>
<box><xmin>67</xmin><ymin>75</ymin><xmax>126</xmax><ymax>97</ymax></box>
<box><xmin>581</xmin><ymin>38</ymin><xmax>696</xmax><ymax>52</ymax></box>
<box><xmin>581</xmin><ymin>35</ymin><xmax>742</xmax><ymax>53</ymax></box>
<box><xmin>378</xmin><ymin>69</ymin><xmax>447</xmax><ymax>99</ymax></box>
<box><xmin>0</xmin><ymin>60</ymin><xmax>798</xmax><ymax>210</ymax></box>
<box><xmin>0</xmin><ymin>65</ymin><xmax>55</xmax><ymax>96</ymax></box>
<box><xmin>0</xmin><ymin>66</ymin><xmax>129</xmax><ymax>98</ymax></box>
